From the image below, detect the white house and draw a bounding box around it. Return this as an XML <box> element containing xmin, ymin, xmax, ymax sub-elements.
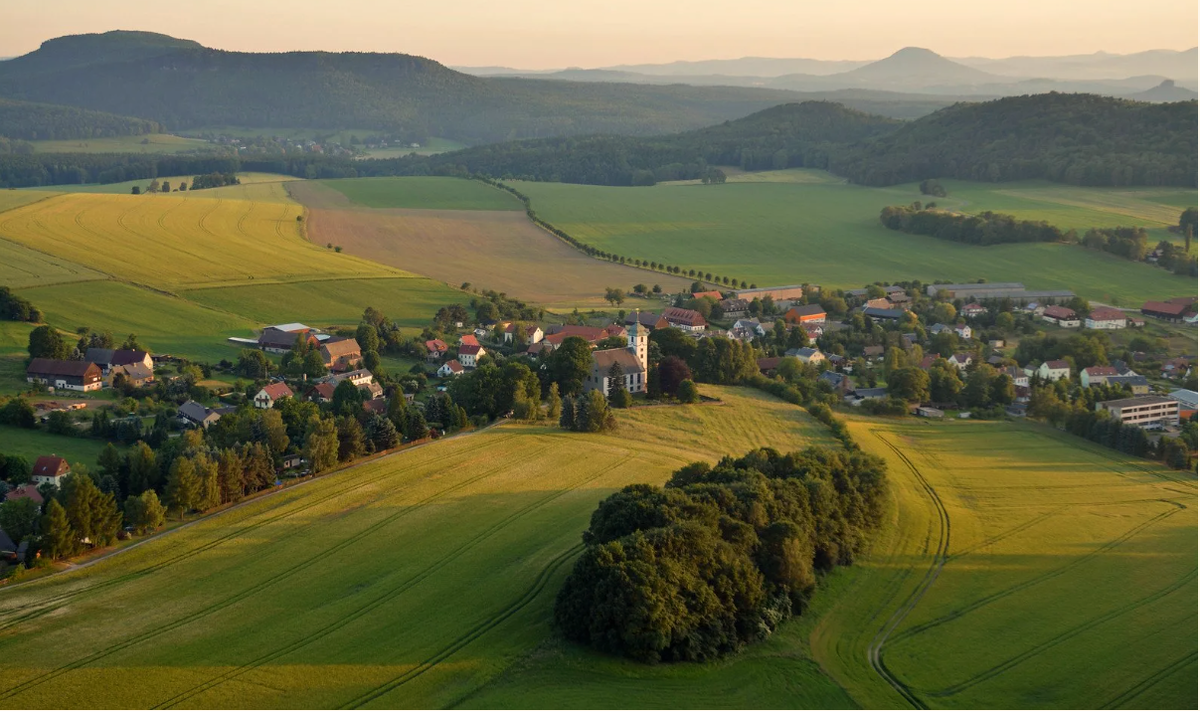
<box><xmin>1080</xmin><ymin>366</ymin><xmax>1121</xmax><ymax>388</ymax></box>
<box><xmin>786</xmin><ymin>347</ymin><xmax>825</xmax><ymax>365</ymax></box>
<box><xmin>1084</xmin><ymin>307</ymin><xmax>1127</xmax><ymax>330</ymax></box>
<box><xmin>948</xmin><ymin>353</ymin><xmax>973</xmax><ymax>371</ymax></box>
<box><xmin>503</xmin><ymin>323</ymin><xmax>544</xmax><ymax>345</ymax></box>
<box><xmin>1038</xmin><ymin>360</ymin><xmax>1071</xmax><ymax>382</ymax></box>
<box><xmin>31</xmin><ymin>456</ymin><xmax>70</xmax><ymax>488</ymax></box>
<box><xmin>438</xmin><ymin>360</ymin><xmax>465</xmax><ymax>377</ymax></box>
<box><xmin>953</xmin><ymin>324</ymin><xmax>972</xmax><ymax>339</ymax></box>
<box><xmin>254</xmin><ymin>382</ymin><xmax>294</xmax><ymax>409</ymax></box>
<box><xmin>458</xmin><ymin>344</ymin><xmax>486</xmax><ymax>368</ymax></box>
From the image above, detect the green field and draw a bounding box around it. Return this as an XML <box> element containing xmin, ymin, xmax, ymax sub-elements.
<box><xmin>183</xmin><ymin>277</ymin><xmax>464</xmax><ymax>331</ymax></box>
<box><xmin>807</xmin><ymin>418</ymin><xmax>1197</xmax><ymax>709</ymax></box>
<box><xmin>358</xmin><ymin>137</ymin><xmax>469</xmax><ymax>159</ymax></box>
<box><xmin>518</xmin><ymin>176</ymin><xmax>1196</xmax><ymax>304</ymax></box>
<box><xmin>0</xmin><ymin>392</ymin><xmax>1192</xmax><ymax>708</ymax></box>
<box><xmin>0</xmin><ymin>321</ymin><xmax>36</xmax><ymax>395</ymax></box>
<box><xmin>319</xmin><ymin>177</ymin><xmax>521</xmax><ymax>211</ymax></box>
<box><xmin>0</xmin><ymin>387</ymin><xmax>844</xmax><ymax>709</ymax></box>
<box><xmin>28</xmin><ymin>134</ymin><xmax>217</xmax><ymax>155</ymax></box>
<box><xmin>19</xmin><ymin>281</ymin><xmax>257</xmax><ymax>363</ymax></box>
<box><xmin>0</xmin><ymin>426</ymin><xmax>110</xmax><ymax>471</ymax></box>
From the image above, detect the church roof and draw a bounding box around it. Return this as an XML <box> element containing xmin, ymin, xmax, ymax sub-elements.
<box><xmin>593</xmin><ymin>348</ymin><xmax>644</xmax><ymax>375</ymax></box>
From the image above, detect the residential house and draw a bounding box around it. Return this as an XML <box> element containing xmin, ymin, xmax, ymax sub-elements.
<box><xmin>803</xmin><ymin>325</ymin><xmax>824</xmax><ymax>340</ymax></box>
<box><xmin>85</xmin><ymin>348</ymin><xmax>153</xmax><ymax>375</ymax></box>
<box><xmin>1095</xmin><ymin>396</ymin><xmax>1179</xmax><ymax>429</ymax></box>
<box><xmin>756</xmin><ymin>357</ymin><xmax>783</xmax><ymax>375</ymax></box>
<box><xmin>860</xmin><ymin>345</ymin><xmax>884</xmax><ymax>360</ymax></box>
<box><xmin>625</xmin><ymin>311</ymin><xmax>670</xmax><ymax>330</ymax></box>
<box><xmin>254</xmin><ymin>382</ymin><xmax>294</xmax><ymax>409</ymax></box>
<box><xmin>320</xmin><ymin>338</ymin><xmax>363</xmax><ymax>372</ymax></box>
<box><xmin>425</xmin><ymin>339</ymin><xmax>449</xmax><ymax>361</ymax></box>
<box><xmin>1038</xmin><ymin>360</ymin><xmax>1071</xmax><ymax>382</ymax></box>
<box><xmin>960</xmin><ymin>303</ymin><xmax>987</xmax><ymax>318</ymax></box>
<box><xmin>1084</xmin><ymin>307</ymin><xmax>1127</xmax><ymax>330</ymax></box>
<box><xmin>32</xmin><ymin>456</ymin><xmax>70</xmax><ymax>487</ymax></box>
<box><xmin>1002</xmin><ymin>367</ymin><xmax>1029</xmax><ymax>387</ymax></box>
<box><xmin>929</xmin><ymin>323</ymin><xmax>953</xmax><ymax>335</ymax></box>
<box><xmin>887</xmin><ymin>291</ymin><xmax>911</xmax><ymax>306</ymax></box>
<box><xmin>1161</xmin><ymin>357</ymin><xmax>1193</xmax><ymax>379</ymax></box>
<box><xmin>1013</xmin><ymin>385</ymin><xmax>1032</xmax><ymax>404</ymax></box>
<box><xmin>361</xmin><ymin>381</ymin><xmax>384</xmax><ymax>400</ymax></box>
<box><xmin>1108</xmin><ymin>375</ymin><xmax>1150</xmax><ymax>395</ymax></box>
<box><xmin>26</xmin><ymin>359</ymin><xmax>103</xmax><ymax>392</ymax></box>
<box><xmin>458</xmin><ymin>344</ymin><xmax>486</xmax><ymax>368</ymax></box>
<box><xmin>786</xmin><ymin>347</ymin><xmax>825</xmax><ymax>365</ymax></box>
<box><xmin>783</xmin><ymin>304</ymin><xmax>826</xmax><ymax>325</ymax></box>
<box><xmin>1080</xmin><ymin>366</ymin><xmax>1120</xmax><ymax>388</ymax></box>
<box><xmin>862</xmin><ymin>306</ymin><xmax>908</xmax><ymax>321</ymax></box>
<box><xmin>663</xmin><ymin>306</ymin><xmax>707</xmax><ymax>332</ymax></box>
<box><xmin>918</xmin><ymin>354</ymin><xmax>941</xmax><ymax>370</ymax></box>
<box><xmin>954</xmin><ymin>324</ymin><xmax>972</xmax><ymax>339</ymax></box>
<box><xmin>110</xmin><ymin>362</ymin><xmax>155</xmax><ymax>388</ymax></box>
<box><xmin>179</xmin><ymin>400</ymin><xmax>223</xmax><ymax>428</ymax></box>
<box><xmin>362</xmin><ymin>399</ymin><xmax>388</xmax><ymax>415</ymax></box>
<box><xmin>1128</xmin><ymin>317</ymin><xmax>1146</xmax><ymax>328</ymax></box>
<box><xmin>503</xmin><ymin>323</ymin><xmax>544</xmax><ymax>345</ymax></box>
<box><xmin>460</xmin><ymin>334</ymin><xmax>479</xmax><ymax>347</ymax></box>
<box><xmin>473</xmin><ymin>328</ymin><xmax>490</xmax><ymax>340</ymax></box>
<box><xmin>820</xmin><ymin>371</ymin><xmax>851</xmax><ymax>395</ymax></box>
<box><xmin>947</xmin><ymin>353</ymin><xmax>973</xmax><ymax>371</ymax></box>
<box><xmin>729</xmin><ymin>318</ymin><xmax>766</xmax><ymax>341</ymax></box>
<box><xmin>438</xmin><ymin>360</ymin><xmax>465</xmax><ymax>377</ymax></box>
<box><xmin>5</xmin><ymin>485</ymin><xmax>43</xmax><ymax>505</ymax></box>
<box><xmin>584</xmin><ymin>320</ymin><xmax>648</xmax><ymax>395</ymax></box>
<box><xmin>258</xmin><ymin>325</ymin><xmax>318</xmax><ymax>354</ymax></box>
<box><xmin>306</xmin><ymin>383</ymin><xmax>336</xmax><ymax>403</ymax></box>
<box><xmin>826</xmin><ymin>353</ymin><xmax>846</xmax><ymax>368</ymax></box>
<box><xmin>320</xmin><ymin>369</ymin><xmax>374</xmax><ymax>388</ymax></box>
<box><xmin>717</xmin><ymin>298</ymin><xmax>750</xmax><ymax>318</ymax></box>
<box><xmin>543</xmin><ymin>324</ymin><xmax>627</xmax><ymax>346</ymax></box>
<box><xmin>1140</xmin><ymin>300</ymin><xmax>1193</xmax><ymax>322</ymax></box>
<box><xmin>1042</xmin><ymin>305</ymin><xmax>1079</xmax><ymax>327</ymax></box>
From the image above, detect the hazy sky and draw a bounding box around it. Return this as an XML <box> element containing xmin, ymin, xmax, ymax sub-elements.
<box><xmin>4</xmin><ymin>0</ymin><xmax>1196</xmax><ymax>68</ymax></box>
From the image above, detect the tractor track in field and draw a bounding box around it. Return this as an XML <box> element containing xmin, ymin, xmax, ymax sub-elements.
<box><xmin>152</xmin><ymin>453</ymin><xmax>633</xmax><ymax>708</ymax></box>
<box><xmin>0</xmin><ymin>434</ymin><xmax>543</xmax><ymax>702</ymax></box>
<box><xmin>0</xmin><ymin>426</ymin><xmax>505</xmax><ymax>631</ymax></box>
<box><xmin>867</xmin><ymin>434</ymin><xmax>950</xmax><ymax>710</ymax></box>
<box><xmin>340</xmin><ymin>543</ymin><xmax>587</xmax><ymax>710</ymax></box>
<box><xmin>927</xmin><ymin>566</ymin><xmax>1198</xmax><ymax>699</ymax></box>
<box><xmin>947</xmin><ymin>507</ymin><xmax>1065</xmax><ymax>561</ymax></box>
<box><xmin>1101</xmin><ymin>650</ymin><xmax>1199</xmax><ymax>709</ymax></box>
<box><xmin>889</xmin><ymin>505</ymin><xmax>1182</xmax><ymax>647</ymax></box>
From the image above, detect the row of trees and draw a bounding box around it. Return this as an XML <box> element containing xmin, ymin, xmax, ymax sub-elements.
<box><xmin>555</xmin><ymin>446</ymin><xmax>888</xmax><ymax>662</ymax></box>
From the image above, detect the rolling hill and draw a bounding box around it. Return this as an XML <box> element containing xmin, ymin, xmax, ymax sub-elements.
<box><xmin>0</xmin><ymin>98</ymin><xmax>162</xmax><ymax>141</ymax></box>
<box><xmin>0</xmin><ymin>31</ymin><xmax>888</xmax><ymax>145</ymax></box>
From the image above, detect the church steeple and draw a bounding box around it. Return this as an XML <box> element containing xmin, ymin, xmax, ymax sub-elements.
<box><xmin>628</xmin><ymin>309</ymin><xmax>648</xmax><ymax>371</ymax></box>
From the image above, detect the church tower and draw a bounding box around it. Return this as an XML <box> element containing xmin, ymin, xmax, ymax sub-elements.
<box><xmin>628</xmin><ymin>311</ymin><xmax>648</xmax><ymax>371</ymax></box>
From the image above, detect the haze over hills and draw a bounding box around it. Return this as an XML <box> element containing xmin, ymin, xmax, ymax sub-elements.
<box><xmin>458</xmin><ymin>46</ymin><xmax>1198</xmax><ymax>99</ymax></box>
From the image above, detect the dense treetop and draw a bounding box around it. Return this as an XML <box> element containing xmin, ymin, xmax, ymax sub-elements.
<box><xmin>0</xmin><ymin>98</ymin><xmax>162</xmax><ymax>142</ymax></box>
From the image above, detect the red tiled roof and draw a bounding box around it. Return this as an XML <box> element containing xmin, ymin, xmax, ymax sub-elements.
<box><xmin>33</xmin><ymin>456</ymin><xmax>68</xmax><ymax>478</ymax></box>
<box><xmin>425</xmin><ymin>339</ymin><xmax>448</xmax><ymax>352</ymax></box>
<box><xmin>260</xmin><ymin>382</ymin><xmax>294</xmax><ymax>400</ymax></box>
<box><xmin>1087</xmin><ymin>308</ymin><xmax>1126</xmax><ymax>321</ymax></box>
<box><xmin>459</xmin><ymin>344</ymin><xmax>483</xmax><ymax>355</ymax></box>
<box><xmin>1142</xmin><ymin>300</ymin><xmax>1189</xmax><ymax>316</ymax></box>
<box><xmin>442</xmin><ymin>359</ymin><xmax>465</xmax><ymax>373</ymax></box>
<box><xmin>1084</xmin><ymin>366</ymin><xmax>1119</xmax><ymax>376</ymax></box>
<box><xmin>1043</xmin><ymin>305</ymin><xmax>1076</xmax><ymax>319</ymax></box>
<box><xmin>663</xmin><ymin>306</ymin><xmax>707</xmax><ymax>327</ymax></box>
<box><xmin>1044</xmin><ymin>360</ymin><xmax>1070</xmax><ymax>369</ymax></box>
<box><xmin>459</xmin><ymin>335</ymin><xmax>479</xmax><ymax>347</ymax></box>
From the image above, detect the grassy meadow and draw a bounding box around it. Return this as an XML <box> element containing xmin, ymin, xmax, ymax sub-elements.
<box><xmin>0</xmin><ymin>387</ymin><xmax>843</xmax><ymax>709</ymax></box>
<box><xmin>807</xmin><ymin>418</ymin><xmax>1197</xmax><ymax>709</ymax></box>
<box><xmin>316</xmin><ymin>176</ymin><xmax>522</xmax><ymax>211</ymax></box>
<box><xmin>517</xmin><ymin>174</ymin><xmax>1196</xmax><ymax>304</ymax></box>
<box><xmin>28</xmin><ymin>134</ymin><xmax>216</xmax><ymax>155</ymax></box>
<box><xmin>0</xmin><ymin>426</ymin><xmax>110</xmax><ymax>471</ymax></box>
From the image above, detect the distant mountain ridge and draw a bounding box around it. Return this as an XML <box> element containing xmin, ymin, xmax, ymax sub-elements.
<box><xmin>0</xmin><ymin>31</ymin><xmax>934</xmax><ymax>144</ymax></box>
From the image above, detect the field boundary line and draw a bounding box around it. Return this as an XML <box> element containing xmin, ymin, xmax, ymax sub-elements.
<box><xmin>866</xmin><ymin>433</ymin><xmax>950</xmax><ymax>710</ymax></box>
<box><xmin>1101</xmin><ymin>650</ymin><xmax>1199</xmax><ymax>709</ymax></box>
<box><xmin>927</xmin><ymin>566</ymin><xmax>1198</xmax><ymax>699</ymax></box>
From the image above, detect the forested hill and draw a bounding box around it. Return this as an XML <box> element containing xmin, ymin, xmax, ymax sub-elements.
<box><xmin>413</xmin><ymin>102</ymin><xmax>899</xmax><ymax>184</ymax></box>
<box><xmin>0</xmin><ymin>31</ymin><xmax>845</xmax><ymax>144</ymax></box>
<box><xmin>0</xmin><ymin>98</ymin><xmax>162</xmax><ymax>141</ymax></box>
<box><xmin>828</xmin><ymin>93</ymin><xmax>1197</xmax><ymax>186</ymax></box>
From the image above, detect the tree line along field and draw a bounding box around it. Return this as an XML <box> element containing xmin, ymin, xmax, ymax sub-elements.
<box><xmin>516</xmin><ymin>175</ymin><xmax>1196</xmax><ymax>304</ymax></box>
<box><xmin>0</xmin><ymin>387</ymin><xmax>845</xmax><ymax>709</ymax></box>
<box><xmin>288</xmin><ymin>179</ymin><xmax>694</xmax><ymax>309</ymax></box>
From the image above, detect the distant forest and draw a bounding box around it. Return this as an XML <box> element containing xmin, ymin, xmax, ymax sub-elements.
<box><xmin>0</xmin><ymin>93</ymin><xmax>1195</xmax><ymax>190</ymax></box>
<box><xmin>0</xmin><ymin>99</ymin><xmax>162</xmax><ymax>142</ymax></box>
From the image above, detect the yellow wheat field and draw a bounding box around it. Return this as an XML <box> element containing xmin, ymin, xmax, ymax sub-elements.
<box><xmin>0</xmin><ymin>192</ymin><xmax>405</xmax><ymax>290</ymax></box>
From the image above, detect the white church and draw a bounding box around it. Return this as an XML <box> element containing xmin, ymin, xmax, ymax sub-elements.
<box><xmin>583</xmin><ymin>315</ymin><xmax>648</xmax><ymax>395</ymax></box>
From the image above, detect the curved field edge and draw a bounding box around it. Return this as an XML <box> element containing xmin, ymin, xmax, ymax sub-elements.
<box><xmin>0</xmin><ymin>386</ymin><xmax>848</xmax><ymax>709</ymax></box>
<box><xmin>808</xmin><ymin>417</ymin><xmax>1198</xmax><ymax>710</ymax></box>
